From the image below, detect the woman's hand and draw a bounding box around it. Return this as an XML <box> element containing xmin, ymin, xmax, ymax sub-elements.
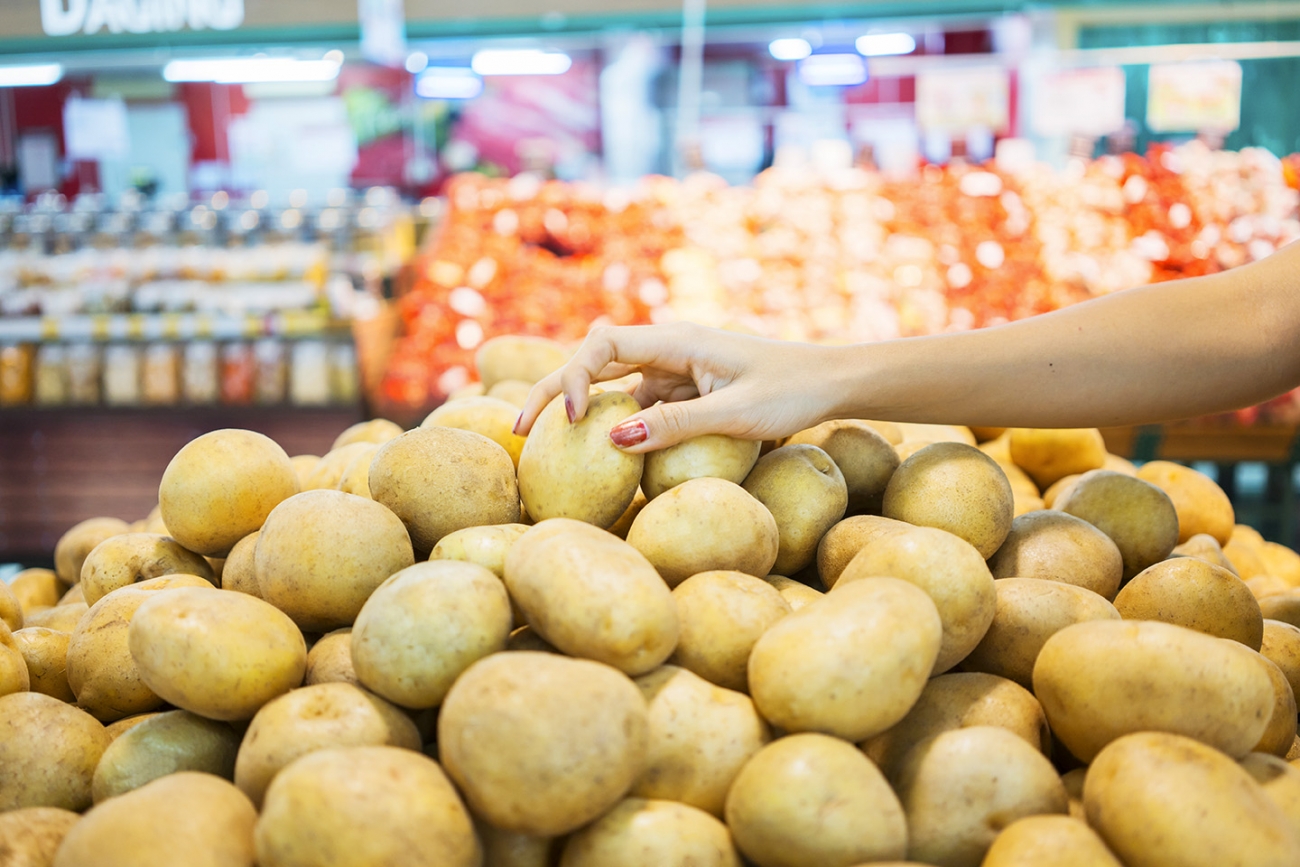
<box><xmin>514</xmin><ymin>323</ymin><xmax>845</xmax><ymax>452</ymax></box>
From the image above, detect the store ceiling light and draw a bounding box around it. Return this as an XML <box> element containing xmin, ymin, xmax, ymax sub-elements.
<box><xmin>471</xmin><ymin>49</ymin><xmax>571</xmax><ymax>76</ymax></box>
<box><xmin>798</xmin><ymin>53</ymin><xmax>867</xmax><ymax>87</ymax></box>
<box><xmin>855</xmin><ymin>32</ymin><xmax>917</xmax><ymax>57</ymax></box>
<box><xmin>405</xmin><ymin>51</ymin><xmax>429</xmax><ymax>74</ymax></box>
<box><xmin>768</xmin><ymin>38</ymin><xmax>812</xmax><ymax>61</ymax></box>
<box><xmin>415</xmin><ymin>67</ymin><xmax>483</xmax><ymax>100</ymax></box>
<box><xmin>0</xmin><ymin>63</ymin><xmax>63</xmax><ymax>87</ymax></box>
<box><xmin>162</xmin><ymin>57</ymin><xmax>342</xmax><ymax>84</ymax></box>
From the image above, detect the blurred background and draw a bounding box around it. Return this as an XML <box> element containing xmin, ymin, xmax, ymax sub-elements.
<box><xmin>4</xmin><ymin>0</ymin><xmax>1300</xmax><ymax>565</ymax></box>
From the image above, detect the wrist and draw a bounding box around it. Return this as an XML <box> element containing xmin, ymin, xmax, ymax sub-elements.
<box><xmin>817</xmin><ymin>342</ymin><xmax>891</xmax><ymax>423</ymax></box>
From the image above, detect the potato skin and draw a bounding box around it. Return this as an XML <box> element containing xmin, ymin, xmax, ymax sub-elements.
<box><xmin>1261</xmin><ymin>619</ymin><xmax>1300</xmax><ymax>703</ymax></box>
<box><xmin>787</xmin><ymin>419</ymin><xmax>899</xmax><ymax>516</ymax></box>
<box><xmin>988</xmin><ymin>510</ymin><xmax>1124</xmax><ymax>601</ymax></box>
<box><xmin>79</xmin><ymin>532</ymin><xmax>214</xmax><ymax>606</ymax></box>
<box><xmin>221</xmin><ymin>530</ymin><xmax>261</xmax><ymax>597</ymax></box>
<box><xmin>91</xmin><ymin>710</ymin><xmax>240</xmax><ymax>803</ymax></box>
<box><xmin>1032</xmin><ymin>619</ymin><xmax>1273</xmax><ymax>762</ymax></box>
<box><xmin>9</xmin><ymin>567</ymin><xmax>66</xmax><ymax>613</ymax></box>
<box><xmin>475</xmin><ymin>334</ymin><xmax>569</xmax><ymax>389</ymax></box>
<box><xmin>1008</xmin><ymin>428</ymin><xmax>1106</xmax><ymax>489</ymax></box>
<box><xmin>670</xmin><ymin>571</ymin><xmax>790</xmax><ymax>692</ymax></box>
<box><xmin>422</xmin><ymin>396</ymin><xmax>527</xmax><ymax>467</ymax></box>
<box><xmin>1084</xmin><ymin>732</ymin><xmax>1300</xmax><ymax>867</ymax></box>
<box><xmin>303</xmin><ymin>628</ymin><xmax>358</xmax><ymax>686</ymax></box>
<box><xmin>1255</xmin><ymin>654</ymin><xmax>1300</xmax><ymax>757</ymax></box>
<box><xmin>981</xmin><ymin>816</ymin><xmax>1122</xmax><ymax>867</ymax></box>
<box><xmin>1137</xmin><ymin>460</ymin><xmax>1234</xmax><ymax>545</ymax></box>
<box><xmin>1114</xmin><ymin>557</ymin><xmax>1263</xmax><ymax>649</ymax></box>
<box><xmin>560</xmin><ymin>798</ymin><xmax>740</xmax><ymax>867</ymax></box>
<box><xmin>742</xmin><ymin>444</ymin><xmax>848</xmax><ymax>575</ymax></box>
<box><xmin>54</xmin><ymin>517</ymin><xmax>130</xmax><ymax>584</ymax></box>
<box><xmin>429</xmin><ymin>523</ymin><xmax>529</xmax><ymax>578</ymax></box>
<box><xmin>760</xmin><ymin>574</ymin><xmax>824</xmax><ymax>610</ymax></box>
<box><xmin>12</xmin><ymin>627</ymin><xmax>74</xmax><ymax>702</ymax></box>
<box><xmin>1057</xmin><ymin>470</ymin><xmax>1180</xmax><ymax>581</ymax></box>
<box><xmin>330</xmin><ymin>418</ymin><xmax>403</xmax><ymax>451</ymax></box>
<box><xmin>0</xmin><ymin>807</ymin><xmax>80</xmax><ymax>866</ymax></box>
<box><xmin>641</xmin><ymin>434</ymin><xmax>762</xmax><ymax>500</ymax></box>
<box><xmin>0</xmin><ymin>692</ymin><xmax>110</xmax><ymax>812</ymax></box>
<box><xmin>816</xmin><ymin>515</ymin><xmax>910</xmax><ymax>590</ymax></box>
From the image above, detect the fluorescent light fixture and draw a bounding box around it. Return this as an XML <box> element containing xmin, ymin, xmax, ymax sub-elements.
<box><xmin>163</xmin><ymin>57</ymin><xmax>341</xmax><ymax>84</ymax></box>
<box><xmin>0</xmin><ymin>63</ymin><xmax>63</xmax><ymax>87</ymax></box>
<box><xmin>769</xmin><ymin>38</ymin><xmax>812</xmax><ymax>61</ymax></box>
<box><xmin>471</xmin><ymin>49</ymin><xmax>571</xmax><ymax>76</ymax></box>
<box><xmin>415</xmin><ymin>67</ymin><xmax>483</xmax><ymax>100</ymax></box>
<box><xmin>856</xmin><ymin>32</ymin><xmax>917</xmax><ymax>57</ymax></box>
<box><xmin>405</xmin><ymin>51</ymin><xmax>429</xmax><ymax>74</ymax></box>
<box><xmin>798</xmin><ymin>53</ymin><xmax>867</xmax><ymax>87</ymax></box>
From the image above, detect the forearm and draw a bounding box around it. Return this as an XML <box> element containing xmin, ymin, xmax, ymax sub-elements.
<box><xmin>832</xmin><ymin>243</ymin><xmax>1300</xmax><ymax>429</ymax></box>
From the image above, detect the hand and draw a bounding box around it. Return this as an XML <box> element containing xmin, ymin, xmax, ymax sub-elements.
<box><xmin>514</xmin><ymin>323</ymin><xmax>844</xmax><ymax>453</ymax></box>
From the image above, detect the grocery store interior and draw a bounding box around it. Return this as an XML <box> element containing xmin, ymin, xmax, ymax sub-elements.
<box><xmin>1</xmin><ymin>0</ymin><xmax>1300</xmax><ymax>567</ymax></box>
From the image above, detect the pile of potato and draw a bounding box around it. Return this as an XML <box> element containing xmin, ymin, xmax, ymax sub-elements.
<box><xmin>5</xmin><ymin>333</ymin><xmax>1300</xmax><ymax>867</ymax></box>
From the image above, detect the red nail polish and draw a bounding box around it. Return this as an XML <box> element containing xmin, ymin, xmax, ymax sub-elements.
<box><xmin>565</xmin><ymin>397</ymin><xmax>576</xmax><ymax>423</ymax></box>
<box><xmin>610</xmin><ymin>419</ymin><xmax>648</xmax><ymax>447</ymax></box>
<box><xmin>512</xmin><ymin>413</ymin><xmax>523</xmax><ymax>434</ymax></box>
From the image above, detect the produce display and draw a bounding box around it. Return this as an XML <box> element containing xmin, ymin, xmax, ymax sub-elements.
<box><xmin>6</xmin><ymin>332</ymin><xmax>1300</xmax><ymax>866</ymax></box>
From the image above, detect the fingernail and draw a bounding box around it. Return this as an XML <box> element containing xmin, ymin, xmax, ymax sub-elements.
<box><xmin>512</xmin><ymin>413</ymin><xmax>523</xmax><ymax>434</ymax></box>
<box><xmin>610</xmin><ymin>419</ymin><xmax>648</xmax><ymax>448</ymax></box>
<box><xmin>565</xmin><ymin>397</ymin><xmax>576</xmax><ymax>424</ymax></box>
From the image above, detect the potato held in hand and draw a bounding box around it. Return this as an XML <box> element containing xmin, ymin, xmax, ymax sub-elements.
<box><xmin>742</xmin><ymin>444</ymin><xmax>847</xmax><ymax>575</ymax></box>
<box><xmin>882</xmin><ymin>441</ymin><xmax>1014</xmax><ymax>558</ymax></box>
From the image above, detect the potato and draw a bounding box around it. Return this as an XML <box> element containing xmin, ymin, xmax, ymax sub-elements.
<box><xmin>961</xmin><ymin>579</ymin><xmax>1120</xmax><ymax>689</ymax></box>
<box><xmin>219</xmin><ymin>530</ymin><xmax>261</xmax><ymax>597</ymax></box>
<box><xmin>53</xmin><ymin>517</ymin><xmax>130</xmax><ymax>585</ymax></box>
<box><xmin>370</xmin><ymin>426</ymin><xmax>520</xmax><ymax>553</ymax></box>
<box><xmin>54</xmin><ymin>772</ymin><xmax>257</xmax><ymax>867</ymax></box>
<box><xmin>627</xmin><ymin>478</ymin><xmax>780</xmax><ymax>586</ymax></box>
<box><xmin>1057</xmin><ymin>470</ymin><xmax>1180</xmax><ymax>580</ymax></box>
<box><xmin>438</xmin><ymin>652</ymin><xmax>649</xmax><ymax>836</ymax></box>
<box><xmin>478</xmin><ymin>823</ymin><xmax>560</xmax><ymax>867</ymax></box>
<box><xmin>897</xmin><ymin>726</ymin><xmax>1067</xmax><ymax>867</ymax></box>
<box><xmin>759</xmin><ymin>574</ymin><xmax>823</xmax><ymax>610</ymax></box>
<box><xmin>159</xmin><ymin>429</ymin><xmax>300</xmax><ymax>557</ymax></box>
<box><xmin>784</xmin><ymin>420</ymin><xmax>899</xmax><ymax>515</ymax></box>
<box><xmin>128</xmin><ymin>586</ymin><xmax>306</xmax><ymax>721</ymax></box>
<box><xmin>1242</xmin><ymin>752</ymin><xmax>1300</xmax><ymax>835</ymax></box>
<box><xmin>749</xmin><ymin>578</ymin><xmax>940</xmax><ymax>741</ymax></box>
<box><xmin>1255</xmin><ymin>654</ymin><xmax>1300</xmax><ymax>757</ymax></box>
<box><xmin>743</xmin><ymin>444</ymin><xmax>847</xmax><ymax>575</ymax></box>
<box><xmin>429</xmin><ymin>523</ymin><xmax>530</xmax><ymax>578</ymax></box>
<box><xmin>1261</xmin><ymin>542</ymin><xmax>1300</xmax><ymax>587</ymax></box>
<box><xmin>423</xmin><ymin>396</ymin><xmax>528</xmax><ymax>467</ymax></box>
<box><xmin>0</xmin><ymin>692</ymin><xmax>110</xmax><ymax>811</ymax></box>
<box><xmin>330</xmin><ymin>418</ymin><xmax>403</xmax><ymax>451</ymax></box>
<box><xmin>487</xmin><ymin>378</ymin><xmax>533</xmax><ymax>407</ymax></box>
<box><xmin>302</xmin><ymin>442</ymin><xmax>376</xmax><ymax>491</ymax></box>
<box><xmin>289</xmin><ymin>455</ymin><xmax>319</xmax><ymax>488</ymax></box>
<box><xmin>1261</xmin><ymin>619</ymin><xmax>1300</xmax><ymax>702</ymax></box>
<box><xmin>447</xmin><ymin>381</ymin><xmax>486</xmax><ymax>401</ymax></box>
<box><xmin>1084</xmin><ymin>732</ymin><xmax>1300</xmax><ymax>867</ymax></box>
<box><xmin>1114</xmin><ymin>557</ymin><xmax>1263</xmax><ymax>648</ymax></box>
<box><xmin>1003</xmin><ymin>462</ymin><xmax>1042</xmax><ymax>500</ymax></box>
<box><xmin>0</xmin><ymin>629</ymin><xmax>28</xmax><ymax>697</ymax></box>
<box><xmin>1252</xmin><ymin>575</ymin><xmax>1293</xmax><ymax>600</ymax></box>
<box><xmin>104</xmin><ymin>713</ymin><xmax>157</xmax><ymax>740</ymax></box>
<box><xmin>1261</xmin><ymin>593</ymin><xmax>1300</xmax><ymax>628</ymax></box>
<box><xmin>982</xmin><ymin>815</ymin><xmax>1122</xmax><ymax>867</ymax></box>
<box><xmin>1033</xmin><ymin>619</ymin><xmax>1274</xmax><ymax>761</ymax></box>
<box><xmin>0</xmin><ymin>578</ymin><xmax>23</xmax><ymax>632</ymax></box>
<box><xmin>58</xmin><ymin>583</ymin><xmax>83</xmax><ymax>605</ymax></box>
<box><xmin>1225</xmin><ymin>532</ymin><xmax>1269</xmax><ymax>579</ymax></box>
<box><xmin>9</xmin><ymin>568</ymin><xmax>65</xmax><ymax>614</ymax></box>
<box><xmin>79</xmin><ymin>533</ymin><xmax>214</xmax><ymax>606</ymax></box>
<box><xmin>815</xmin><ymin>515</ymin><xmax>909</xmax><ymax>589</ymax></box>
<box><xmin>979</xmin><ymin>431</ymin><xmax>1013</xmax><ymax>464</ymax></box>
<box><xmin>883</xmin><ymin>442</ymin><xmax>1014</xmax><ymax>558</ymax></box>
<box><xmin>1062</xmin><ymin>768</ymin><xmax>1087</xmax><ymax>819</ymax></box>
<box><xmin>254</xmin><ymin>490</ymin><xmax>415</xmax><ymax>631</ymax></box>
<box><xmin>862</xmin><ymin>672</ymin><xmax>1051</xmax><ymax>779</ymax></box>
<box><xmin>897</xmin><ymin>422</ymin><xmax>977</xmax><ymax>446</ymax></box>
<box><xmin>1042</xmin><ymin>473</ymin><xmax>1080</xmax><ymax>508</ymax></box>
<box><xmin>1008</xmin><ymin>428</ymin><xmax>1106</xmax><ymax>489</ymax></box>
<box><xmin>303</xmin><ymin>628</ymin><xmax>357</xmax><ymax>686</ymax></box>
<box><xmin>91</xmin><ymin>710</ymin><xmax>239</xmax><ymax>802</ymax></box>
<box><xmin>475</xmin><ymin>334</ymin><xmax>569</xmax><ymax>389</ymax></box>
<box><xmin>506</xmin><ymin>625</ymin><xmax>558</xmax><ymax>653</ymax></box>
<box><xmin>1173</xmin><ymin>532</ymin><xmax>1239</xmax><ymax>573</ymax></box>
<box><xmin>517</xmin><ymin>391</ymin><xmax>643</xmax><ymax>530</ymax></box>
<box><xmin>725</xmin><ymin>733</ymin><xmax>907</xmax><ymax>867</ymax></box>
<box><xmin>336</xmin><ymin>447</ymin><xmax>378</xmax><ymax>498</ymax></box>
<box><xmin>1136</xmin><ymin>460</ymin><xmax>1234</xmax><ymax>545</ymax></box>
<box><xmin>13</xmin><ymin>627</ymin><xmax>73</xmax><ymax>702</ymax></box>
<box><xmin>606</xmin><ymin>488</ymin><xmax>647</xmax><ymax>539</ymax></box>
<box><xmin>504</xmin><ymin>520</ymin><xmax>677</xmax><ymax>676</ymax></box>
<box><xmin>560</xmin><ymin>798</ymin><xmax>740</xmax><ymax>867</ymax></box>
<box><xmin>0</xmin><ymin>807</ymin><xmax>80</xmax><ymax>867</ymax></box>
<box><xmin>24</xmin><ymin>603</ymin><xmax>87</xmax><ymax>634</ymax></box>
<box><xmin>352</xmin><ymin>561</ymin><xmax>511</xmax><ymax>708</ymax></box>
<box><xmin>1014</xmin><ymin>493</ymin><xmax>1046</xmax><ymax>516</ymax></box>
<box><xmin>670</xmin><ymin>571</ymin><xmax>790</xmax><ymax>692</ymax></box>
<box><xmin>837</xmin><ymin>525</ymin><xmax>996</xmax><ymax>673</ymax></box>
<box><xmin>233</xmin><ymin>682</ymin><xmax>420</xmax><ymax>807</ymax></box>
<box><xmin>639</xmin><ymin>434</ymin><xmax>761</xmax><ymax>502</ymax></box>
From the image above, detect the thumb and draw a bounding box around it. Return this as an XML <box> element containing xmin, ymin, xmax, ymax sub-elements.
<box><xmin>608</xmin><ymin>392</ymin><xmax>733</xmax><ymax>453</ymax></box>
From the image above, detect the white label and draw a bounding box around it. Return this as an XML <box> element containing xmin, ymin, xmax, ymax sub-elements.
<box><xmin>40</xmin><ymin>0</ymin><xmax>245</xmax><ymax>37</ymax></box>
<box><xmin>1147</xmin><ymin>60</ymin><xmax>1242</xmax><ymax>132</ymax></box>
<box><xmin>1031</xmin><ymin>67</ymin><xmax>1127</xmax><ymax>138</ymax></box>
<box><xmin>915</xmin><ymin>67</ymin><xmax>1010</xmax><ymax>133</ymax></box>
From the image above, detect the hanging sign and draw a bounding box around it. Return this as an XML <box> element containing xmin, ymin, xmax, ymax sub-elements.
<box><xmin>1031</xmin><ymin>66</ymin><xmax>1127</xmax><ymax>137</ymax></box>
<box><xmin>1147</xmin><ymin>60</ymin><xmax>1242</xmax><ymax>132</ymax></box>
<box><xmin>915</xmin><ymin>67</ymin><xmax>1010</xmax><ymax>133</ymax></box>
<box><xmin>40</xmin><ymin>0</ymin><xmax>244</xmax><ymax>36</ymax></box>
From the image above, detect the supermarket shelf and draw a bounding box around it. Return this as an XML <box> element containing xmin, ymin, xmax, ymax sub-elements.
<box><xmin>1101</xmin><ymin>424</ymin><xmax>1300</xmax><ymax>463</ymax></box>
<box><xmin>0</xmin><ymin>311</ymin><xmax>349</xmax><ymax>344</ymax></box>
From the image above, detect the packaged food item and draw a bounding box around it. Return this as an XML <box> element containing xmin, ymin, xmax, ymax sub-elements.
<box><xmin>34</xmin><ymin>344</ymin><xmax>69</xmax><ymax>406</ymax></box>
<box><xmin>66</xmin><ymin>343</ymin><xmax>102</xmax><ymax>404</ymax></box>
<box><xmin>289</xmin><ymin>340</ymin><xmax>330</xmax><ymax>406</ymax></box>
<box><xmin>142</xmin><ymin>343</ymin><xmax>180</xmax><ymax>405</ymax></box>
<box><xmin>254</xmin><ymin>339</ymin><xmax>287</xmax><ymax>405</ymax></box>
<box><xmin>220</xmin><ymin>342</ymin><xmax>255</xmax><ymax>405</ymax></box>
<box><xmin>183</xmin><ymin>342</ymin><xmax>219</xmax><ymax>404</ymax></box>
<box><xmin>329</xmin><ymin>342</ymin><xmax>359</xmax><ymax>405</ymax></box>
<box><xmin>103</xmin><ymin>345</ymin><xmax>143</xmax><ymax>406</ymax></box>
<box><xmin>0</xmin><ymin>344</ymin><xmax>33</xmax><ymax>406</ymax></box>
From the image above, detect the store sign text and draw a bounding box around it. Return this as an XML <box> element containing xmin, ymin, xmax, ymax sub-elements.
<box><xmin>40</xmin><ymin>0</ymin><xmax>245</xmax><ymax>37</ymax></box>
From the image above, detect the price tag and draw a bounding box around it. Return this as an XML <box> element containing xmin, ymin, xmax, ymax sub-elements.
<box><xmin>40</xmin><ymin>317</ymin><xmax>59</xmax><ymax>341</ymax></box>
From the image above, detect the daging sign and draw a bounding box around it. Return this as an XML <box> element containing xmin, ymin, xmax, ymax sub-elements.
<box><xmin>40</xmin><ymin>0</ymin><xmax>245</xmax><ymax>36</ymax></box>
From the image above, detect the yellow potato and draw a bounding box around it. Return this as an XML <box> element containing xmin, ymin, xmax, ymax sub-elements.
<box><xmin>759</xmin><ymin>574</ymin><xmax>824</xmax><ymax>610</ymax></box>
<box><xmin>517</xmin><ymin>391</ymin><xmax>643</xmax><ymax>530</ymax></box>
<box><xmin>13</xmin><ymin>627</ymin><xmax>74</xmax><ymax>702</ymax></box>
<box><xmin>128</xmin><ymin>586</ymin><xmax>306</xmax><ymax>721</ymax></box>
<box><xmin>1114</xmin><ymin>557</ymin><xmax>1263</xmax><ymax>648</ymax></box>
<box><xmin>961</xmin><ymin>578</ymin><xmax>1121</xmax><ymax>689</ymax></box>
<box><xmin>1056</xmin><ymin>470</ymin><xmax>1180</xmax><ymax>580</ymax></box>
<box><xmin>1262</xmin><ymin>619</ymin><xmax>1300</xmax><ymax>703</ymax></box>
<box><xmin>897</xmin><ymin>422</ymin><xmax>977</xmax><ymax>446</ymax></box>
<box><xmin>606</xmin><ymin>488</ymin><xmax>647</xmax><ymax>539</ymax></box>
<box><xmin>438</xmin><ymin>652</ymin><xmax>649</xmax><ymax>836</ymax></box>
<box><xmin>303</xmin><ymin>628</ymin><xmax>357</xmax><ymax>686</ymax></box>
<box><xmin>352</xmin><ymin>561</ymin><xmax>511</xmax><ymax>708</ymax></box>
<box><xmin>560</xmin><ymin>798</ymin><xmax>740</xmax><ymax>867</ymax></box>
<box><xmin>749</xmin><ymin>578</ymin><xmax>941</xmax><ymax>741</ymax></box>
<box><xmin>1014</xmin><ymin>493</ymin><xmax>1046</xmax><ymax>516</ymax></box>
<box><xmin>104</xmin><ymin>713</ymin><xmax>158</xmax><ymax>740</ymax></box>
<box><xmin>303</xmin><ymin>442</ymin><xmax>377</xmax><ymax>491</ymax></box>
<box><xmin>862</xmin><ymin>672</ymin><xmax>1051</xmax><ymax>779</ymax></box>
<box><xmin>1252</xmin><ymin>575</ymin><xmax>1294</xmax><ymax>600</ymax></box>
<box><xmin>221</xmin><ymin>530</ymin><xmax>261</xmax><ymax>598</ymax></box>
<box><xmin>896</xmin><ymin>726</ymin><xmax>1067</xmax><ymax>867</ymax></box>
<box><xmin>785</xmin><ymin>420</ymin><xmax>899</xmax><ymax>515</ymax></box>
<box><xmin>1255</xmin><ymin>654</ymin><xmax>1300</xmax><ymax>757</ymax></box>
<box><xmin>477</xmin><ymin>823</ymin><xmax>560</xmax><ymax>867</ymax></box>
<box><xmin>883</xmin><ymin>442</ymin><xmax>1014</xmax><ymax>558</ymax></box>
<box><xmin>53</xmin><ymin>517</ymin><xmax>130</xmax><ymax>584</ymax></box>
<box><xmin>0</xmin><ymin>580</ymin><xmax>21</xmax><ymax>632</ymax></box>
<box><xmin>859</xmin><ymin>419</ymin><xmax>902</xmax><ymax>444</ymax></box>
<box><xmin>336</xmin><ymin>447</ymin><xmax>378</xmax><ymax>498</ymax></box>
<box><xmin>430</xmin><ymin>523</ymin><xmax>529</xmax><ymax>578</ymax></box>
<box><xmin>670</xmin><ymin>571</ymin><xmax>790</xmax><ymax>692</ymax></box>
<box><xmin>982</xmin><ymin>815</ymin><xmax>1122</xmax><ymax>867</ymax></box>
<box><xmin>1260</xmin><ymin>593</ymin><xmax>1300</xmax><ymax>628</ymax></box>
<box><xmin>79</xmin><ymin>532</ymin><xmax>214</xmax><ymax>606</ymax></box>
<box><xmin>0</xmin><ymin>692</ymin><xmax>110</xmax><ymax>811</ymax></box>
<box><xmin>0</xmin><ymin>807</ymin><xmax>80</xmax><ymax>867</ymax></box>
<box><xmin>1008</xmin><ymin>428</ymin><xmax>1106</xmax><ymax>489</ymax></box>
<box><xmin>92</xmin><ymin>710</ymin><xmax>239</xmax><ymax>802</ymax></box>
<box><xmin>838</xmin><ymin>525</ymin><xmax>996</xmax><ymax>673</ymax></box>
<box><xmin>234</xmin><ymin>682</ymin><xmax>420</xmax><ymax>807</ymax></box>
<box><xmin>329</xmin><ymin>418</ymin><xmax>403</xmax><ymax>451</ymax></box>
<box><xmin>725</xmin><ymin>733</ymin><xmax>907</xmax><ymax>867</ymax></box>
<box><xmin>970</xmin><ymin>425</ymin><xmax>1007</xmax><ymax>442</ymax></box>
<box><xmin>1084</xmin><ymin>732</ymin><xmax>1300</xmax><ymax>867</ymax></box>
<box><xmin>504</xmin><ymin>520</ymin><xmax>678</xmax><ymax>676</ymax></box>
<box><xmin>54</xmin><ymin>772</ymin><xmax>257</xmax><ymax>867</ymax></box>
<box><xmin>24</xmin><ymin>602</ymin><xmax>87</xmax><ymax>634</ymax></box>
<box><xmin>1136</xmin><ymin>460</ymin><xmax>1234</xmax><ymax>545</ymax></box>
<box><xmin>742</xmin><ymin>444</ymin><xmax>847</xmax><ymax>575</ymax></box>
<box><xmin>289</xmin><ymin>454</ymin><xmax>319</xmax><ymax>488</ymax></box>
<box><xmin>1261</xmin><ymin>542</ymin><xmax>1300</xmax><ymax>587</ymax></box>
<box><xmin>159</xmin><ymin>429</ymin><xmax>301</xmax><ymax>557</ymax></box>
<box><xmin>1062</xmin><ymin>767</ymin><xmax>1087</xmax><ymax>820</ymax></box>
<box><xmin>9</xmin><ymin>568</ymin><xmax>65</xmax><ymax>614</ymax></box>
<box><xmin>370</xmin><ymin>426</ymin><xmax>521</xmax><ymax>553</ymax></box>
<box><xmin>627</xmin><ymin>478</ymin><xmax>780</xmax><ymax>586</ymax></box>
<box><xmin>1042</xmin><ymin>473</ymin><xmax>1080</xmax><ymax>508</ymax></box>
<box><xmin>423</xmin><ymin>396</ymin><xmax>528</xmax><ymax>467</ymax></box>
<box><xmin>1103</xmin><ymin>453</ymin><xmax>1138</xmax><ymax>475</ymax></box>
<box><xmin>506</xmin><ymin>625</ymin><xmax>559</xmax><ymax>653</ymax></box>
<box><xmin>0</xmin><ymin>628</ymin><xmax>27</xmax><ymax>697</ymax></box>
<box><xmin>641</xmin><ymin>434</ymin><xmax>761</xmax><ymax>501</ymax></box>
<box><xmin>486</xmin><ymin>378</ymin><xmax>533</xmax><ymax>407</ymax></box>
<box><xmin>1173</xmin><ymin>532</ymin><xmax>1239</xmax><ymax>574</ymax></box>
<box><xmin>475</xmin><ymin>334</ymin><xmax>569</xmax><ymax>389</ymax></box>
<box><xmin>979</xmin><ymin>432</ymin><xmax>1014</xmax><ymax>464</ymax></box>
<box><xmin>1032</xmin><ymin>619</ymin><xmax>1274</xmax><ymax>761</ymax></box>
<box><xmin>58</xmin><ymin>583</ymin><xmax>84</xmax><ymax>605</ymax></box>
<box><xmin>1242</xmin><ymin>752</ymin><xmax>1300</xmax><ymax>839</ymax></box>
<box><xmin>447</xmin><ymin>381</ymin><xmax>487</xmax><ymax>402</ymax></box>
<box><xmin>815</xmin><ymin>515</ymin><xmax>909</xmax><ymax>589</ymax></box>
